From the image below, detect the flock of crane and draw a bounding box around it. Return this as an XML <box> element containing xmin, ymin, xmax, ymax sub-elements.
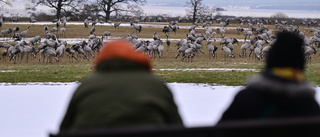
<box><xmin>125</xmin><ymin>18</ymin><xmax>320</xmax><ymax>63</ymax></box>
<box><xmin>0</xmin><ymin>16</ymin><xmax>320</xmax><ymax>64</ymax></box>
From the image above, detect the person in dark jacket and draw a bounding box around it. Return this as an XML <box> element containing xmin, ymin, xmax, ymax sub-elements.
<box><xmin>59</xmin><ymin>40</ymin><xmax>183</xmax><ymax>131</ymax></box>
<box><xmin>218</xmin><ymin>31</ymin><xmax>320</xmax><ymax>123</ymax></box>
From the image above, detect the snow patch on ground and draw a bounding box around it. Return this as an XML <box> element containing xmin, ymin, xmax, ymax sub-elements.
<box><xmin>1</xmin><ymin>82</ymin><xmax>320</xmax><ymax>137</ymax></box>
<box><xmin>154</xmin><ymin>68</ymin><xmax>260</xmax><ymax>72</ymax></box>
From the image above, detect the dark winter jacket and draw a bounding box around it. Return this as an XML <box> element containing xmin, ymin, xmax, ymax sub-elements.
<box><xmin>219</xmin><ymin>70</ymin><xmax>320</xmax><ymax>123</ymax></box>
<box><xmin>59</xmin><ymin>59</ymin><xmax>183</xmax><ymax>131</ymax></box>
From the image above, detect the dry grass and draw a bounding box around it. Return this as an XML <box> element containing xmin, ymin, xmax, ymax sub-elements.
<box><xmin>0</xmin><ymin>21</ymin><xmax>319</xmax><ymax>85</ymax></box>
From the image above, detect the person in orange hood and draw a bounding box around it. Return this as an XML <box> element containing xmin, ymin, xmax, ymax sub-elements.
<box><xmin>59</xmin><ymin>39</ymin><xmax>183</xmax><ymax>131</ymax></box>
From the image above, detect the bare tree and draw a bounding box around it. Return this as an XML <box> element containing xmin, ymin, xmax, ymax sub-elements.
<box><xmin>185</xmin><ymin>0</ymin><xmax>218</xmax><ymax>23</ymax></box>
<box><xmin>0</xmin><ymin>0</ymin><xmax>12</xmax><ymax>5</ymax></box>
<box><xmin>26</xmin><ymin>0</ymin><xmax>87</xmax><ymax>20</ymax></box>
<box><xmin>270</xmin><ymin>12</ymin><xmax>289</xmax><ymax>19</ymax></box>
<box><xmin>77</xmin><ymin>3</ymin><xmax>101</xmax><ymax>21</ymax></box>
<box><xmin>96</xmin><ymin>0</ymin><xmax>146</xmax><ymax>22</ymax></box>
<box><xmin>0</xmin><ymin>0</ymin><xmax>13</xmax><ymax>11</ymax></box>
<box><xmin>185</xmin><ymin>0</ymin><xmax>202</xmax><ymax>23</ymax></box>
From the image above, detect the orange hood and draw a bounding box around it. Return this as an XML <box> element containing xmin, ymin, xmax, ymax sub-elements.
<box><xmin>94</xmin><ymin>39</ymin><xmax>152</xmax><ymax>71</ymax></box>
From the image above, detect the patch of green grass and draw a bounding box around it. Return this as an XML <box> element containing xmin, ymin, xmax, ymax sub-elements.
<box><xmin>155</xmin><ymin>70</ymin><xmax>257</xmax><ymax>85</ymax></box>
<box><xmin>0</xmin><ymin>62</ymin><xmax>92</xmax><ymax>82</ymax></box>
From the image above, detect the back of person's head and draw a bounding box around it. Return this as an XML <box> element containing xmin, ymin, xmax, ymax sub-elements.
<box><xmin>94</xmin><ymin>39</ymin><xmax>152</xmax><ymax>71</ymax></box>
<box><xmin>266</xmin><ymin>31</ymin><xmax>305</xmax><ymax>70</ymax></box>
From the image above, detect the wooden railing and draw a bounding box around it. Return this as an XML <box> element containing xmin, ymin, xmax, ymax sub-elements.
<box><xmin>50</xmin><ymin>116</ymin><xmax>320</xmax><ymax>137</ymax></box>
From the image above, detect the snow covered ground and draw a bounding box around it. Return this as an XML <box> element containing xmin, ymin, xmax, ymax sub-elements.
<box><xmin>1</xmin><ymin>83</ymin><xmax>320</xmax><ymax>137</ymax></box>
<box><xmin>0</xmin><ymin>82</ymin><xmax>241</xmax><ymax>137</ymax></box>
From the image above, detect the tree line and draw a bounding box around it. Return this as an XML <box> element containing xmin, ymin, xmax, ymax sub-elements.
<box><xmin>1</xmin><ymin>0</ymin><xmax>219</xmax><ymax>23</ymax></box>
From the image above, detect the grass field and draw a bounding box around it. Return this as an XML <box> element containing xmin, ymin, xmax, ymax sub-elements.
<box><xmin>0</xmin><ymin>21</ymin><xmax>319</xmax><ymax>85</ymax></box>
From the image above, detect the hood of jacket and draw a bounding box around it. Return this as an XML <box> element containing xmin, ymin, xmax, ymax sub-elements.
<box><xmin>245</xmin><ymin>70</ymin><xmax>316</xmax><ymax>98</ymax></box>
<box><xmin>94</xmin><ymin>40</ymin><xmax>152</xmax><ymax>71</ymax></box>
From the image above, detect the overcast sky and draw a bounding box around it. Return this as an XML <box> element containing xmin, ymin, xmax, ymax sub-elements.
<box><xmin>145</xmin><ymin>0</ymin><xmax>320</xmax><ymax>10</ymax></box>
<box><xmin>1</xmin><ymin>0</ymin><xmax>319</xmax><ymax>17</ymax></box>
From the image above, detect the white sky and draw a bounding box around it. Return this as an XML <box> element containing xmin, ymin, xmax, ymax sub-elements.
<box><xmin>1</xmin><ymin>0</ymin><xmax>320</xmax><ymax>18</ymax></box>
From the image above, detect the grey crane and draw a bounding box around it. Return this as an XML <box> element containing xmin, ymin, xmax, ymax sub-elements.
<box><xmin>12</xmin><ymin>27</ymin><xmax>19</xmax><ymax>33</ymax></box>
<box><xmin>60</xmin><ymin>27</ymin><xmax>66</xmax><ymax>37</ymax></box>
<box><xmin>220</xmin><ymin>21</ymin><xmax>229</xmax><ymax>28</ymax></box>
<box><xmin>51</xmin><ymin>27</ymin><xmax>58</xmax><ymax>34</ymax></box>
<box><xmin>8</xmin><ymin>45</ymin><xmax>21</xmax><ymax>63</ymax></box>
<box><xmin>43</xmin><ymin>39</ymin><xmax>59</xmax><ymax>49</ymax></box>
<box><xmin>157</xmin><ymin>42</ymin><xmax>164</xmax><ymax>58</ymax></box>
<box><xmin>19</xmin><ymin>26</ymin><xmax>30</xmax><ymax>38</ymax></box>
<box><xmin>45</xmin><ymin>32</ymin><xmax>57</xmax><ymax>40</ymax></box>
<box><xmin>21</xmin><ymin>45</ymin><xmax>36</xmax><ymax>62</ymax></box>
<box><xmin>114</xmin><ymin>22</ymin><xmax>121</xmax><ymax>29</ymax></box>
<box><xmin>91</xmin><ymin>38</ymin><xmax>103</xmax><ymax>52</ymax></box>
<box><xmin>88</xmin><ymin>34</ymin><xmax>96</xmax><ymax>40</ymax></box>
<box><xmin>181</xmin><ymin>47</ymin><xmax>197</xmax><ymax>62</ymax></box>
<box><xmin>162</xmin><ymin>25</ymin><xmax>179</xmax><ymax>37</ymax></box>
<box><xmin>65</xmin><ymin>47</ymin><xmax>77</xmax><ymax>62</ymax></box>
<box><xmin>71</xmin><ymin>42</ymin><xmax>89</xmax><ymax>60</ymax></box>
<box><xmin>82</xmin><ymin>41</ymin><xmax>95</xmax><ymax>58</ymax></box>
<box><xmin>226</xmin><ymin>42</ymin><xmax>234</xmax><ymax>52</ymax></box>
<box><xmin>44</xmin><ymin>26</ymin><xmax>49</xmax><ymax>33</ymax></box>
<box><xmin>1</xmin><ymin>49</ymin><xmax>8</xmax><ymax>61</ymax></box>
<box><xmin>304</xmin><ymin>46</ymin><xmax>317</xmax><ymax>64</ymax></box>
<box><xmin>103</xmin><ymin>31</ymin><xmax>111</xmax><ymax>39</ymax></box>
<box><xmin>55</xmin><ymin>43</ymin><xmax>66</xmax><ymax>59</ymax></box>
<box><xmin>189</xmin><ymin>24</ymin><xmax>198</xmax><ymax>32</ymax></box>
<box><xmin>0</xmin><ymin>17</ymin><xmax>3</xmax><ymax>27</ymax></box>
<box><xmin>239</xmin><ymin>42</ymin><xmax>250</xmax><ymax>57</ymax></box>
<box><xmin>261</xmin><ymin>45</ymin><xmax>272</xmax><ymax>58</ymax></box>
<box><xmin>90</xmin><ymin>25</ymin><xmax>96</xmax><ymax>34</ymax></box>
<box><xmin>130</xmin><ymin>21</ymin><xmax>142</xmax><ymax>35</ymax></box>
<box><xmin>135</xmin><ymin>41</ymin><xmax>148</xmax><ymax>53</ymax></box>
<box><xmin>216</xmin><ymin>27</ymin><xmax>226</xmax><ymax>38</ymax></box>
<box><xmin>165</xmin><ymin>39</ymin><xmax>171</xmax><ymax>51</ymax></box>
<box><xmin>204</xmin><ymin>27</ymin><xmax>216</xmax><ymax>41</ymax></box>
<box><xmin>186</xmin><ymin>34</ymin><xmax>197</xmax><ymax>42</ymax></box>
<box><xmin>30</xmin><ymin>16</ymin><xmax>37</xmax><ymax>23</ymax></box>
<box><xmin>0</xmin><ymin>43</ymin><xmax>13</xmax><ymax>61</ymax></box>
<box><xmin>42</xmin><ymin>47</ymin><xmax>59</xmax><ymax>64</ymax></box>
<box><xmin>207</xmin><ymin>41</ymin><xmax>218</xmax><ymax>58</ymax></box>
<box><xmin>244</xmin><ymin>30</ymin><xmax>253</xmax><ymax>41</ymax></box>
<box><xmin>84</xmin><ymin>19</ymin><xmax>89</xmax><ymax>28</ymax></box>
<box><xmin>153</xmin><ymin>32</ymin><xmax>160</xmax><ymax>40</ymax></box>
<box><xmin>189</xmin><ymin>28</ymin><xmax>196</xmax><ymax>36</ymax></box>
<box><xmin>1</xmin><ymin>28</ymin><xmax>12</xmax><ymax>38</ymax></box>
<box><xmin>149</xmin><ymin>39</ymin><xmax>163</xmax><ymax>58</ymax></box>
<box><xmin>9</xmin><ymin>41</ymin><xmax>27</xmax><ymax>63</ymax></box>
<box><xmin>236</xmin><ymin>27</ymin><xmax>244</xmax><ymax>35</ymax></box>
<box><xmin>249</xmin><ymin>39</ymin><xmax>266</xmax><ymax>58</ymax></box>
<box><xmin>309</xmin><ymin>36</ymin><xmax>320</xmax><ymax>47</ymax></box>
<box><xmin>222</xmin><ymin>46</ymin><xmax>235</xmax><ymax>61</ymax></box>
<box><xmin>175</xmin><ymin>41</ymin><xmax>190</xmax><ymax>59</ymax></box>
<box><xmin>12</xmin><ymin>33</ymin><xmax>22</xmax><ymax>41</ymax></box>
<box><xmin>253</xmin><ymin>45</ymin><xmax>262</xmax><ymax>60</ymax></box>
<box><xmin>220</xmin><ymin>37</ymin><xmax>239</xmax><ymax>46</ymax></box>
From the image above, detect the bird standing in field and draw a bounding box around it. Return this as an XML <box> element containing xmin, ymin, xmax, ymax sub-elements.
<box><xmin>90</xmin><ymin>25</ymin><xmax>96</xmax><ymax>34</ymax></box>
<box><xmin>44</xmin><ymin>26</ymin><xmax>49</xmax><ymax>33</ymax></box>
<box><xmin>103</xmin><ymin>31</ymin><xmax>111</xmax><ymax>39</ymax></box>
<box><xmin>114</xmin><ymin>22</ymin><xmax>121</xmax><ymax>29</ymax></box>
<box><xmin>12</xmin><ymin>27</ymin><xmax>19</xmax><ymax>33</ymax></box>
<box><xmin>20</xmin><ymin>26</ymin><xmax>30</xmax><ymax>39</ymax></box>
<box><xmin>130</xmin><ymin>21</ymin><xmax>142</xmax><ymax>35</ymax></box>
